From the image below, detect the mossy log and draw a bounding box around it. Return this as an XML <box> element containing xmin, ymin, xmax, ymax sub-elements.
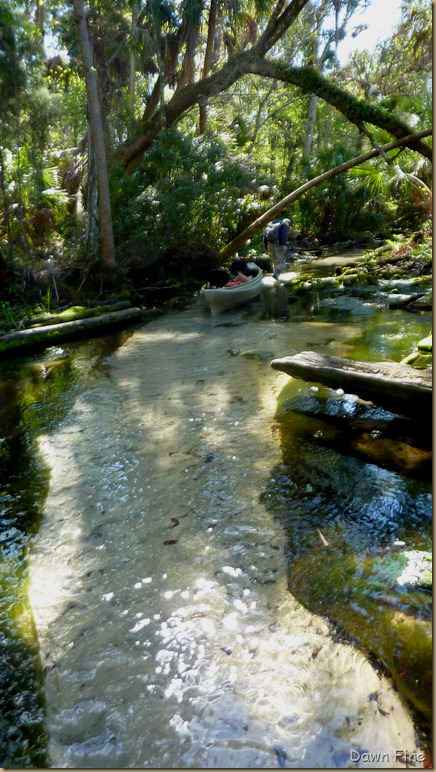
<box><xmin>0</xmin><ymin>307</ymin><xmax>152</xmax><ymax>356</ymax></box>
<box><xmin>271</xmin><ymin>351</ymin><xmax>432</xmax><ymax>421</ymax></box>
<box><xmin>20</xmin><ymin>301</ymin><xmax>133</xmax><ymax>328</ymax></box>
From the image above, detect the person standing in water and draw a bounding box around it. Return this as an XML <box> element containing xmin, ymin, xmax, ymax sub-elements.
<box><xmin>263</xmin><ymin>218</ymin><xmax>291</xmax><ymax>279</ymax></box>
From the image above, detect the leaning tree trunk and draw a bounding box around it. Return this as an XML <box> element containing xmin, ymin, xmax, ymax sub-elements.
<box><xmin>218</xmin><ymin>128</ymin><xmax>432</xmax><ymax>262</ymax></box>
<box><xmin>73</xmin><ymin>0</ymin><xmax>117</xmax><ymax>282</ymax></box>
<box><xmin>122</xmin><ymin>54</ymin><xmax>432</xmax><ymax>174</ymax></box>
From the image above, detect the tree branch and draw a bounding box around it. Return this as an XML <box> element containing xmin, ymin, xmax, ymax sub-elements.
<box><xmin>356</xmin><ymin>121</ymin><xmax>392</xmax><ymax>162</ymax></box>
<box><xmin>254</xmin><ymin>0</ymin><xmax>309</xmax><ymax>56</ymax></box>
<box><xmin>245</xmin><ymin>61</ymin><xmax>433</xmax><ymax>160</ymax></box>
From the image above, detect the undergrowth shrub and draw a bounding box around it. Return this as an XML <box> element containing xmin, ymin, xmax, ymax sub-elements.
<box><xmin>111</xmin><ymin>128</ymin><xmax>269</xmax><ymax>284</ymax></box>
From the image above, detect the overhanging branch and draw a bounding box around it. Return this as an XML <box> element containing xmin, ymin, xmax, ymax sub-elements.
<box><xmin>121</xmin><ymin>54</ymin><xmax>432</xmax><ymax>173</ymax></box>
<box><xmin>244</xmin><ymin>61</ymin><xmax>433</xmax><ymax>160</ymax></box>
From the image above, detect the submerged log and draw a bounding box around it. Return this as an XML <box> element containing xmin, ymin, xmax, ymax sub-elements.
<box><xmin>271</xmin><ymin>351</ymin><xmax>432</xmax><ymax>421</ymax></box>
<box><xmin>0</xmin><ymin>307</ymin><xmax>153</xmax><ymax>356</ymax></box>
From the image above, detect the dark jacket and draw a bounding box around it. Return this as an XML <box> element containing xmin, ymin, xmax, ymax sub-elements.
<box><xmin>263</xmin><ymin>220</ymin><xmax>290</xmax><ymax>250</ymax></box>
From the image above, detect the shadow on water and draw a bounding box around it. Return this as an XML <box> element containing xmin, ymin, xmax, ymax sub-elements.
<box><xmin>262</xmin><ymin>436</ymin><xmax>432</xmax><ymax>735</ymax></box>
<box><xmin>260</xmin><ymin>368</ymin><xmax>432</xmax><ymax>745</ymax></box>
<box><xmin>0</xmin><ymin>330</ymin><xmax>134</xmax><ymax>767</ymax></box>
<box><xmin>257</xmin><ymin>256</ymin><xmax>432</xmax><ymax>742</ymax></box>
<box><xmin>263</xmin><ymin>266</ymin><xmax>432</xmax><ymax>737</ymax></box>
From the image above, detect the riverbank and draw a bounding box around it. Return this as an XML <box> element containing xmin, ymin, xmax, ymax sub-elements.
<box><xmin>28</xmin><ymin>298</ymin><xmax>428</xmax><ymax>768</ymax></box>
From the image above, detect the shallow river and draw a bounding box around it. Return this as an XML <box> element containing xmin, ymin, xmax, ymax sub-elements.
<box><xmin>0</xmin><ymin>255</ymin><xmax>432</xmax><ymax>768</ymax></box>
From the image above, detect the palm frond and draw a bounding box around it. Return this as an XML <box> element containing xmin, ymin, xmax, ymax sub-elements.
<box><xmin>348</xmin><ymin>162</ymin><xmax>385</xmax><ymax>197</ymax></box>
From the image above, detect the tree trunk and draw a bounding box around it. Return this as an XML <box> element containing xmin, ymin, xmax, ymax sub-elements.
<box><xmin>198</xmin><ymin>0</ymin><xmax>219</xmax><ymax>135</ymax></box>
<box><xmin>177</xmin><ymin>26</ymin><xmax>199</xmax><ymax>92</ymax></box>
<box><xmin>34</xmin><ymin>0</ymin><xmax>45</xmax><ymax>34</ymax></box>
<box><xmin>129</xmin><ymin>0</ymin><xmax>139</xmax><ymax>115</ymax></box>
<box><xmin>86</xmin><ymin>126</ymin><xmax>99</xmax><ymax>259</ymax></box>
<box><xmin>218</xmin><ymin>128</ymin><xmax>432</xmax><ymax>262</ymax></box>
<box><xmin>0</xmin><ymin>149</ymin><xmax>13</xmax><ymax>263</ymax></box>
<box><xmin>73</xmin><ymin>0</ymin><xmax>117</xmax><ymax>282</ymax></box>
<box><xmin>302</xmin><ymin>94</ymin><xmax>318</xmax><ymax>161</ymax></box>
<box><xmin>122</xmin><ymin>0</ymin><xmax>312</xmax><ymax>172</ymax></box>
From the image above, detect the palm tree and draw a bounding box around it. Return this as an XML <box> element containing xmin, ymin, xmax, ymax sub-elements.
<box><xmin>348</xmin><ymin>155</ymin><xmax>432</xmax><ymax>226</ymax></box>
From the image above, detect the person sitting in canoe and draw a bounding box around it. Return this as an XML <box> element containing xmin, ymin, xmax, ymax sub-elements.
<box><xmin>222</xmin><ymin>272</ymin><xmax>252</xmax><ymax>288</ymax></box>
<box><xmin>206</xmin><ymin>259</ymin><xmax>256</xmax><ymax>289</ymax></box>
<box><xmin>207</xmin><ymin>258</ymin><xmax>256</xmax><ymax>289</ymax></box>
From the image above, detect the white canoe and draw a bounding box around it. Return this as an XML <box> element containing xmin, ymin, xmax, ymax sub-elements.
<box><xmin>200</xmin><ymin>263</ymin><xmax>263</xmax><ymax>317</ymax></box>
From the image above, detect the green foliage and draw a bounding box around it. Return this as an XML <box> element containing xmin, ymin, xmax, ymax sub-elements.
<box><xmin>294</xmin><ymin>145</ymin><xmax>382</xmax><ymax>240</ymax></box>
<box><xmin>0</xmin><ymin>3</ymin><xmax>77</xmax><ymax>276</ymax></box>
<box><xmin>0</xmin><ymin>144</ymin><xmax>72</xmax><ymax>262</ymax></box>
<box><xmin>0</xmin><ymin>0</ymin><xmax>432</xmax><ymax>294</ymax></box>
<box><xmin>111</xmin><ymin>128</ymin><xmax>268</xmax><ymax>279</ymax></box>
<box><xmin>348</xmin><ymin>148</ymin><xmax>432</xmax><ymax>232</ymax></box>
<box><xmin>46</xmin><ymin>69</ymin><xmax>87</xmax><ymax>145</ymax></box>
<box><xmin>0</xmin><ymin>2</ymin><xmax>26</xmax><ymax>103</ymax></box>
<box><xmin>0</xmin><ymin>300</ymin><xmax>16</xmax><ymax>330</ymax></box>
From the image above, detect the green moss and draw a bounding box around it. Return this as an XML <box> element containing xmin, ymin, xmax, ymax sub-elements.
<box><xmin>30</xmin><ymin>301</ymin><xmax>133</xmax><ymax>327</ymax></box>
<box><xmin>342</xmin><ymin>273</ymin><xmax>359</xmax><ymax>285</ymax></box>
<box><xmin>412</xmin><ymin>353</ymin><xmax>432</xmax><ymax>368</ymax></box>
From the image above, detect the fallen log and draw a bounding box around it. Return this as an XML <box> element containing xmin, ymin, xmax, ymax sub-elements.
<box><xmin>271</xmin><ymin>351</ymin><xmax>432</xmax><ymax>421</ymax></box>
<box><xmin>20</xmin><ymin>301</ymin><xmax>134</xmax><ymax>329</ymax></box>
<box><xmin>0</xmin><ymin>307</ymin><xmax>156</xmax><ymax>356</ymax></box>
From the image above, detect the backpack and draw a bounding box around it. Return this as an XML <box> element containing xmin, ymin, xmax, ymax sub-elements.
<box><xmin>265</xmin><ymin>222</ymin><xmax>281</xmax><ymax>243</ymax></box>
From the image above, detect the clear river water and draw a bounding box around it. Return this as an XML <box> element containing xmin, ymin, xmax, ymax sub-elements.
<box><xmin>0</xmin><ymin>252</ymin><xmax>432</xmax><ymax>768</ymax></box>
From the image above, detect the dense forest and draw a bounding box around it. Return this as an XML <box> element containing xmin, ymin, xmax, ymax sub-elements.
<box><xmin>0</xmin><ymin>0</ymin><xmax>432</xmax><ymax>307</ymax></box>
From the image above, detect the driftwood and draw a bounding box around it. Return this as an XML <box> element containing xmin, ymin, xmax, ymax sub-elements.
<box><xmin>271</xmin><ymin>351</ymin><xmax>432</xmax><ymax>421</ymax></box>
<box><xmin>0</xmin><ymin>307</ymin><xmax>151</xmax><ymax>355</ymax></box>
